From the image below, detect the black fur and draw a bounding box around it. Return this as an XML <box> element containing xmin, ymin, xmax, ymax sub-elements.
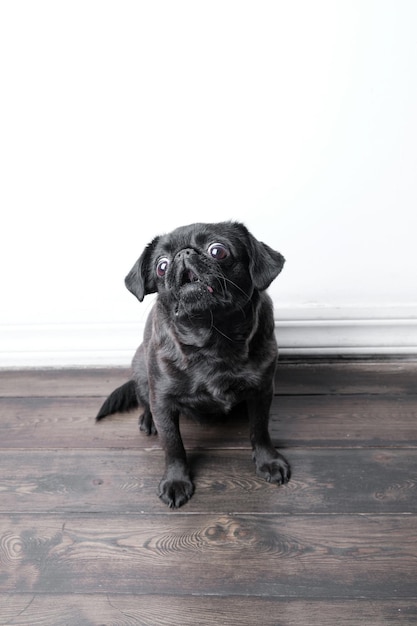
<box><xmin>96</xmin><ymin>380</ymin><xmax>138</xmax><ymax>420</ymax></box>
<box><xmin>97</xmin><ymin>221</ymin><xmax>290</xmax><ymax>508</ymax></box>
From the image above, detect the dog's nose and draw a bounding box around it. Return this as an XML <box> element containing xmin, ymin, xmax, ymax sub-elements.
<box><xmin>176</xmin><ymin>248</ymin><xmax>194</xmax><ymax>260</ymax></box>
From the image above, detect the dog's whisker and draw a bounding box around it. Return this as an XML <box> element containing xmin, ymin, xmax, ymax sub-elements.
<box><xmin>220</xmin><ymin>274</ymin><xmax>252</xmax><ymax>301</ymax></box>
<box><xmin>208</xmin><ymin>310</ymin><xmax>234</xmax><ymax>342</ymax></box>
<box><xmin>212</xmin><ymin>324</ymin><xmax>234</xmax><ymax>342</ymax></box>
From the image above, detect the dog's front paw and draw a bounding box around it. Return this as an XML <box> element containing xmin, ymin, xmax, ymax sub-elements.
<box><xmin>254</xmin><ymin>449</ymin><xmax>291</xmax><ymax>485</ymax></box>
<box><xmin>158</xmin><ymin>475</ymin><xmax>194</xmax><ymax>508</ymax></box>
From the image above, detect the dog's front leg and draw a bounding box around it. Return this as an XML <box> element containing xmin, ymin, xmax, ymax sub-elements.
<box><xmin>248</xmin><ymin>389</ymin><xmax>291</xmax><ymax>486</ymax></box>
<box><xmin>152</xmin><ymin>407</ymin><xmax>194</xmax><ymax>508</ymax></box>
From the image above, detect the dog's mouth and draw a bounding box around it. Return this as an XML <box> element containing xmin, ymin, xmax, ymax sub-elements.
<box><xmin>180</xmin><ymin>269</ymin><xmax>214</xmax><ymax>294</ymax></box>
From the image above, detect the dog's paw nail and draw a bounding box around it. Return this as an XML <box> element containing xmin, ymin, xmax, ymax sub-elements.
<box><xmin>256</xmin><ymin>454</ymin><xmax>291</xmax><ymax>486</ymax></box>
<box><xmin>158</xmin><ymin>478</ymin><xmax>194</xmax><ymax>508</ymax></box>
<box><xmin>139</xmin><ymin>413</ymin><xmax>157</xmax><ymax>436</ymax></box>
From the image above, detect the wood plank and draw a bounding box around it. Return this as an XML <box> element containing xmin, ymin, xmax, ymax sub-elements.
<box><xmin>1</xmin><ymin>394</ymin><xmax>416</xmax><ymax>449</ymax></box>
<box><xmin>1</xmin><ymin>360</ymin><xmax>417</xmax><ymax>398</ymax></box>
<box><xmin>0</xmin><ymin>397</ymin><xmax>245</xmax><ymax>449</ymax></box>
<box><xmin>0</xmin><ymin>368</ymin><xmax>130</xmax><ymax>398</ymax></box>
<box><xmin>0</xmin><ymin>514</ymin><xmax>415</xmax><ymax>597</ymax></box>
<box><xmin>275</xmin><ymin>359</ymin><xmax>417</xmax><ymax>395</ymax></box>
<box><xmin>0</xmin><ymin>396</ymin><xmax>146</xmax><ymax>449</ymax></box>
<box><xmin>0</xmin><ymin>364</ymin><xmax>416</xmax><ymax>619</ymax></box>
<box><xmin>271</xmin><ymin>394</ymin><xmax>417</xmax><ymax>448</ymax></box>
<box><xmin>0</xmin><ymin>594</ymin><xmax>416</xmax><ymax>626</ymax></box>
<box><xmin>0</xmin><ymin>449</ymin><xmax>415</xmax><ymax>515</ymax></box>
<box><xmin>0</xmin><ymin>363</ymin><xmax>416</xmax><ymax>620</ymax></box>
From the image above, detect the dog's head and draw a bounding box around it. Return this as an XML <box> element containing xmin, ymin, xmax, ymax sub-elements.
<box><xmin>125</xmin><ymin>221</ymin><xmax>285</xmax><ymax>317</ymax></box>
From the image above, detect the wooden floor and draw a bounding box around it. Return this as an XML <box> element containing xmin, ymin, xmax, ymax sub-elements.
<box><xmin>0</xmin><ymin>360</ymin><xmax>417</xmax><ymax>625</ymax></box>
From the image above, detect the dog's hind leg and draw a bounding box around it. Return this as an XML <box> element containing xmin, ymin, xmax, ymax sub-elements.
<box><xmin>138</xmin><ymin>406</ymin><xmax>157</xmax><ymax>435</ymax></box>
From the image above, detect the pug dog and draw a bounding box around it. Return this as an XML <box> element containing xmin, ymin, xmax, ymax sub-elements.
<box><xmin>96</xmin><ymin>221</ymin><xmax>290</xmax><ymax>508</ymax></box>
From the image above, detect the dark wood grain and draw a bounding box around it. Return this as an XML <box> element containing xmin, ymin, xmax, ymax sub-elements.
<box><xmin>0</xmin><ymin>449</ymin><xmax>415</xmax><ymax>515</ymax></box>
<box><xmin>0</xmin><ymin>514</ymin><xmax>415</xmax><ymax>597</ymax></box>
<box><xmin>275</xmin><ymin>359</ymin><xmax>417</xmax><ymax>395</ymax></box>
<box><xmin>1</xmin><ymin>362</ymin><xmax>416</xmax><ymax>624</ymax></box>
<box><xmin>0</xmin><ymin>368</ymin><xmax>130</xmax><ymax>397</ymax></box>
<box><xmin>0</xmin><ymin>594</ymin><xmax>415</xmax><ymax>626</ymax></box>
<box><xmin>271</xmin><ymin>394</ymin><xmax>417</xmax><ymax>448</ymax></box>
<box><xmin>1</xmin><ymin>393</ymin><xmax>417</xmax><ymax>449</ymax></box>
<box><xmin>1</xmin><ymin>360</ymin><xmax>417</xmax><ymax>397</ymax></box>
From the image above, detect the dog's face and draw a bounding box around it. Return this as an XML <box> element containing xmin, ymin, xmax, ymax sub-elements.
<box><xmin>125</xmin><ymin>221</ymin><xmax>285</xmax><ymax>317</ymax></box>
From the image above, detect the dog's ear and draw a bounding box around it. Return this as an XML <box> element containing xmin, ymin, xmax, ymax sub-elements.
<box><xmin>244</xmin><ymin>227</ymin><xmax>285</xmax><ymax>291</ymax></box>
<box><xmin>125</xmin><ymin>237</ymin><xmax>159</xmax><ymax>302</ymax></box>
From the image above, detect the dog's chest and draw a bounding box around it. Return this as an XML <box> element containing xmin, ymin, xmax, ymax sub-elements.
<box><xmin>174</xmin><ymin>356</ymin><xmax>263</xmax><ymax>414</ymax></box>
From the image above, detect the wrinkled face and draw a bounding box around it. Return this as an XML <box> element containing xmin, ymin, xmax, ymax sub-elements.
<box><xmin>151</xmin><ymin>223</ymin><xmax>254</xmax><ymax>316</ymax></box>
<box><xmin>125</xmin><ymin>221</ymin><xmax>285</xmax><ymax>318</ymax></box>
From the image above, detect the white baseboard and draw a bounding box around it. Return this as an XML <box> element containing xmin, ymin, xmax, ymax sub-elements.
<box><xmin>276</xmin><ymin>305</ymin><xmax>417</xmax><ymax>356</ymax></box>
<box><xmin>1</xmin><ymin>306</ymin><xmax>416</xmax><ymax>367</ymax></box>
<box><xmin>0</xmin><ymin>322</ymin><xmax>140</xmax><ymax>368</ymax></box>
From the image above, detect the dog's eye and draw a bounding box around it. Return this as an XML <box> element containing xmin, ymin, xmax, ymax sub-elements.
<box><xmin>208</xmin><ymin>243</ymin><xmax>229</xmax><ymax>260</ymax></box>
<box><xmin>156</xmin><ymin>257</ymin><xmax>170</xmax><ymax>277</ymax></box>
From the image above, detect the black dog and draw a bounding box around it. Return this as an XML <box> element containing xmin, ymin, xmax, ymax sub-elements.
<box><xmin>97</xmin><ymin>221</ymin><xmax>290</xmax><ymax>507</ymax></box>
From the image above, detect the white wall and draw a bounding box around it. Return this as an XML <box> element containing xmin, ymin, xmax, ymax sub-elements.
<box><xmin>1</xmin><ymin>0</ymin><xmax>416</xmax><ymax>365</ymax></box>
